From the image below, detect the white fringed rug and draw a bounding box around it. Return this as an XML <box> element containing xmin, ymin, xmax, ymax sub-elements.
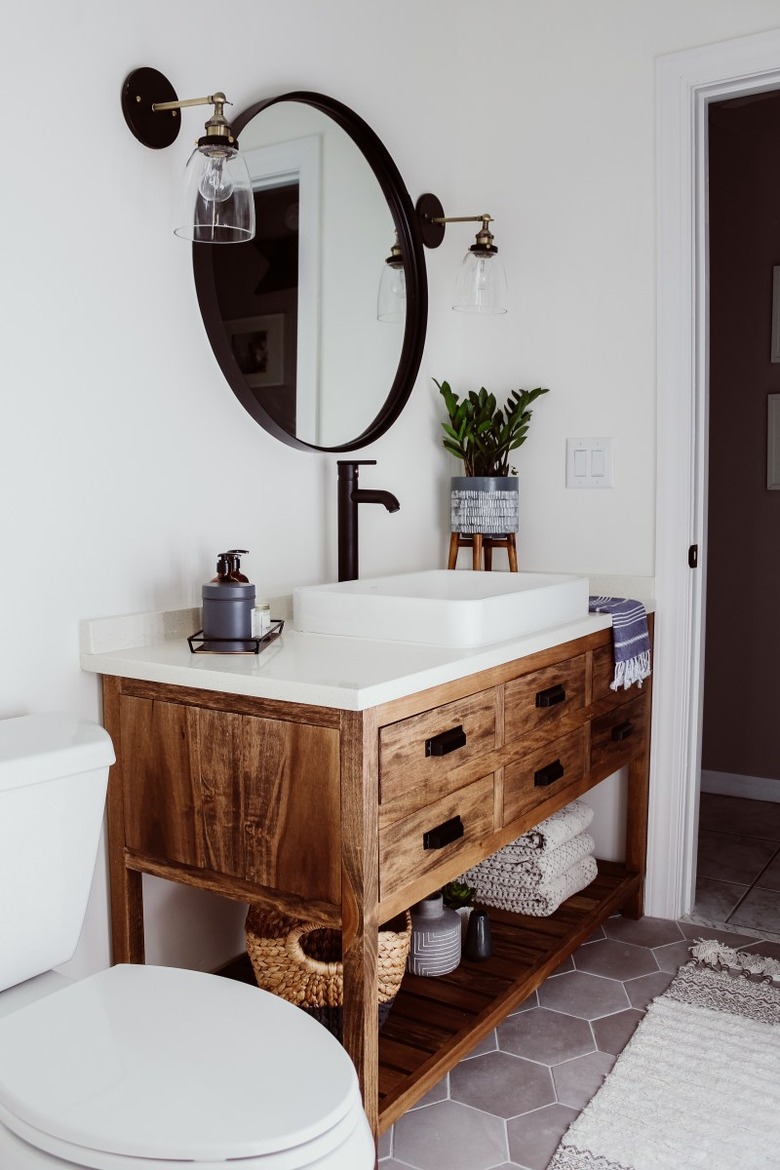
<box><xmin>548</xmin><ymin>941</ymin><xmax>780</xmax><ymax>1170</ymax></box>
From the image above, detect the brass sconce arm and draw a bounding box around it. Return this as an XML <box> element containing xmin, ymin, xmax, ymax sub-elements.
<box><xmin>151</xmin><ymin>92</ymin><xmax>236</xmax><ymax>144</ymax></box>
<box><xmin>416</xmin><ymin>194</ymin><xmax>498</xmax><ymax>256</ymax></box>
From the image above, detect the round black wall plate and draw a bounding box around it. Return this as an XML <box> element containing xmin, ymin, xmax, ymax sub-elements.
<box><xmin>416</xmin><ymin>192</ymin><xmax>446</xmax><ymax>249</ymax></box>
<box><xmin>122</xmin><ymin>67</ymin><xmax>181</xmax><ymax>149</ymax></box>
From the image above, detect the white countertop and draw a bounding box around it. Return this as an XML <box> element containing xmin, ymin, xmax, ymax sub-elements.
<box><xmin>80</xmin><ymin>607</ymin><xmax>616</xmax><ymax>711</ymax></box>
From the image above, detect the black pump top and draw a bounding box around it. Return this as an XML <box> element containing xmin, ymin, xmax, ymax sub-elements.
<box><xmin>214</xmin><ymin>549</ymin><xmax>249</xmax><ymax>581</ymax></box>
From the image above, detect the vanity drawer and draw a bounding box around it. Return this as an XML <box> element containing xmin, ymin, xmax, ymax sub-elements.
<box><xmin>503</xmin><ymin>727</ymin><xmax>586</xmax><ymax>828</ymax></box>
<box><xmin>504</xmin><ymin>655</ymin><xmax>586</xmax><ymax>745</ymax></box>
<box><xmin>379</xmin><ymin>773</ymin><xmax>495</xmax><ymax>899</ymax></box>
<box><xmin>590</xmin><ymin>692</ymin><xmax>648</xmax><ymax>774</ymax></box>
<box><xmin>378</xmin><ymin>691</ymin><xmax>497</xmax><ymax>809</ymax></box>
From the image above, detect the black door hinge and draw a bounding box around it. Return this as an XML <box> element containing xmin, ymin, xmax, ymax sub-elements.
<box><xmin>688</xmin><ymin>544</ymin><xmax>698</xmax><ymax>568</ymax></box>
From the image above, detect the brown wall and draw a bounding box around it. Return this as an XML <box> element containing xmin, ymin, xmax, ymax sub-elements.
<box><xmin>702</xmin><ymin>91</ymin><xmax>780</xmax><ymax>782</ymax></box>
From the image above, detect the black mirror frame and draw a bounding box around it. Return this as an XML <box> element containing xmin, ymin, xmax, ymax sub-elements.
<box><xmin>193</xmin><ymin>91</ymin><xmax>427</xmax><ymax>453</ymax></box>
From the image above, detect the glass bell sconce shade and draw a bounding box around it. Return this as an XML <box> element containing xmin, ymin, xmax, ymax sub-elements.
<box><xmin>175</xmin><ymin>143</ymin><xmax>255</xmax><ymax>243</ymax></box>
<box><xmin>377</xmin><ymin>235</ymin><xmax>406</xmax><ymax>323</ymax></box>
<box><xmin>121</xmin><ymin>66</ymin><xmax>255</xmax><ymax>244</ymax></box>
<box><xmin>416</xmin><ymin>193</ymin><xmax>508</xmax><ymax>314</ymax></box>
<box><xmin>453</xmin><ymin>247</ymin><xmax>508</xmax><ymax>315</ymax></box>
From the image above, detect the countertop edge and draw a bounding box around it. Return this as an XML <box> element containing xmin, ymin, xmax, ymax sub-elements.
<box><xmin>80</xmin><ymin>613</ymin><xmax>621</xmax><ymax>711</ymax></box>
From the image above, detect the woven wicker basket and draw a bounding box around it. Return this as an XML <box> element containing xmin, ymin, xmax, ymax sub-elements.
<box><xmin>245</xmin><ymin>906</ymin><xmax>411</xmax><ymax>1037</ymax></box>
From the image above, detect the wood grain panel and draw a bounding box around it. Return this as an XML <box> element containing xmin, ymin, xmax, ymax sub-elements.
<box><xmin>197</xmin><ymin>709</ymin><xmax>341</xmax><ymax>904</ymax></box>
<box><xmin>504</xmin><ymin>655</ymin><xmax>586</xmax><ymax>744</ymax></box>
<box><xmin>379</xmin><ymin>690</ymin><xmax>497</xmax><ymax>807</ymax></box>
<box><xmin>120</xmin><ymin>696</ymin><xmax>205</xmax><ymax>868</ymax></box>
<box><xmin>592</xmin><ymin>643</ymin><xmax>617</xmax><ymax>703</ymax></box>
<box><xmin>379</xmin><ymin>774</ymin><xmax>495</xmax><ymax>899</ymax></box>
<box><xmin>118</xmin><ymin>677</ymin><xmax>341</xmax><ymax>728</ymax></box>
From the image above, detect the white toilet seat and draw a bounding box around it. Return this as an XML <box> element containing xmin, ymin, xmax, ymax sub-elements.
<box><xmin>0</xmin><ymin>965</ymin><xmax>373</xmax><ymax>1170</ymax></box>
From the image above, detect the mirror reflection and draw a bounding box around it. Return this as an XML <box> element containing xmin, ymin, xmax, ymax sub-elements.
<box><xmin>202</xmin><ymin>100</ymin><xmax>408</xmax><ymax>449</ymax></box>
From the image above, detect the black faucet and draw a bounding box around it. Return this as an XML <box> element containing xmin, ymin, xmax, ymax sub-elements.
<box><xmin>337</xmin><ymin>460</ymin><xmax>400</xmax><ymax>582</ymax></box>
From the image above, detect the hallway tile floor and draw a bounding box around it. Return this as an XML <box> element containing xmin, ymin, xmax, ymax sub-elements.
<box><xmin>691</xmin><ymin>791</ymin><xmax>780</xmax><ymax>938</ymax></box>
<box><xmin>379</xmin><ymin>793</ymin><xmax>780</xmax><ymax>1168</ymax></box>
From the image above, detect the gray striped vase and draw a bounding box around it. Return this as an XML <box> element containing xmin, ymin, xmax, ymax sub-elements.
<box><xmin>450</xmin><ymin>476</ymin><xmax>519</xmax><ymax>536</ymax></box>
<box><xmin>407</xmin><ymin>893</ymin><xmax>461</xmax><ymax>976</ymax></box>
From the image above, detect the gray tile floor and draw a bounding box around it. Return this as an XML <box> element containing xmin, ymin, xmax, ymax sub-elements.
<box><xmin>692</xmin><ymin>791</ymin><xmax>780</xmax><ymax>938</ymax></box>
<box><xmin>379</xmin><ymin>793</ymin><xmax>780</xmax><ymax>1170</ymax></box>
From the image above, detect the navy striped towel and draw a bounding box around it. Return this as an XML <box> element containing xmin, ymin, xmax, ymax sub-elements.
<box><xmin>588</xmin><ymin>596</ymin><xmax>651</xmax><ymax>690</ymax></box>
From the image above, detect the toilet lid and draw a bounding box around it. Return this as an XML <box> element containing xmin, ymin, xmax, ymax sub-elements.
<box><xmin>0</xmin><ymin>965</ymin><xmax>361</xmax><ymax>1165</ymax></box>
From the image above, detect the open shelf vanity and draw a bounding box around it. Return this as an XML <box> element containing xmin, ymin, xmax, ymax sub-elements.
<box><xmin>84</xmin><ymin>611</ymin><xmax>653</xmax><ymax>1138</ymax></box>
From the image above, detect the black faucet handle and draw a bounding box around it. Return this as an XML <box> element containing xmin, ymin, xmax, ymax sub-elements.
<box><xmin>337</xmin><ymin>459</ymin><xmax>377</xmax><ymax>469</ymax></box>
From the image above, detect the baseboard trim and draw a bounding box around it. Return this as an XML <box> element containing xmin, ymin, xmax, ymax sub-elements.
<box><xmin>700</xmin><ymin>770</ymin><xmax>780</xmax><ymax>804</ymax></box>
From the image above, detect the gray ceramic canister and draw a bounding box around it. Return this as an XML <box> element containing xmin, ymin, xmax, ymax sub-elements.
<box><xmin>202</xmin><ymin>576</ymin><xmax>256</xmax><ymax>650</ymax></box>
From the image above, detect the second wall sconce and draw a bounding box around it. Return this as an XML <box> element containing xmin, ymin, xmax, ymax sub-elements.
<box><xmin>377</xmin><ymin>233</ymin><xmax>406</xmax><ymax>323</ymax></box>
<box><xmin>416</xmin><ymin>192</ymin><xmax>508</xmax><ymax>314</ymax></box>
<box><xmin>121</xmin><ymin>67</ymin><xmax>255</xmax><ymax>244</ymax></box>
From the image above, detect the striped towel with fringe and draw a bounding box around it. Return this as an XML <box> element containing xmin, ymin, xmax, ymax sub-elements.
<box><xmin>589</xmin><ymin>595</ymin><xmax>651</xmax><ymax>690</ymax></box>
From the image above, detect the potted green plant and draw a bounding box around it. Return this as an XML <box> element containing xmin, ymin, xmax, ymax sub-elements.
<box><xmin>436</xmin><ymin>379</ymin><xmax>550</xmax><ymax>537</ymax></box>
<box><xmin>441</xmin><ymin>879</ymin><xmax>477</xmax><ymax>941</ymax></box>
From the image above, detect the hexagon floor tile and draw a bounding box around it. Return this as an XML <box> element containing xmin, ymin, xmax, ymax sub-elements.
<box><xmin>380</xmin><ymin>794</ymin><xmax>780</xmax><ymax>1167</ymax></box>
<box><xmin>380</xmin><ymin>905</ymin><xmax>776</xmax><ymax>1170</ymax></box>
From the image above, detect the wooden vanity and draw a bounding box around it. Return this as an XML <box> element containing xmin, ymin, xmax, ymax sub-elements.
<box><xmin>99</xmin><ymin>618</ymin><xmax>652</xmax><ymax>1137</ymax></box>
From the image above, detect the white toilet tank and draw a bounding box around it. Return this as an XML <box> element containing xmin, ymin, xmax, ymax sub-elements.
<box><xmin>0</xmin><ymin>713</ymin><xmax>115</xmax><ymax>992</ymax></box>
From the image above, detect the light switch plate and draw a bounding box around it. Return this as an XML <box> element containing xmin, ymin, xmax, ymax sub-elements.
<box><xmin>566</xmin><ymin>437</ymin><xmax>614</xmax><ymax>488</ymax></box>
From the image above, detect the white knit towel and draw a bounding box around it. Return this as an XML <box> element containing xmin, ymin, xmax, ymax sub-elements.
<box><xmin>474</xmin><ymin>855</ymin><xmax>598</xmax><ymax>917</ymax></box>
<box><xmin>501</xmin><ymin>799</ymin><xmax>594</xmax><ymax>857</ymax></box>
<box><xmin>461</xmin><ymin>830</ymin><xmax>595</xmax><ymax>891</ymax></box>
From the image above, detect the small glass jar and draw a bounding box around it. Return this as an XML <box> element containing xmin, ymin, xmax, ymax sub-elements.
<box><xmin>252</xmin><ymin>603</ymin><xmax>272</xmax><ymax>637</ymax></box>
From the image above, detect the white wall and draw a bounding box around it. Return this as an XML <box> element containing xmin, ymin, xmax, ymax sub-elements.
<box><xmin>3</xmin><ymin>1</ymin><xmax>780</xmax><ymax>977</ymax></box>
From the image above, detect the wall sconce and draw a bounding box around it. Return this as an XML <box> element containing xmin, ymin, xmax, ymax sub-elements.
<box><xmin>416</xmin><ymin>193</ymin><xmax>508</xmax><ymax>314</ymax></box>
<box><xmin>121</xmin><ymin>67</ymin><xmax>255</xmax><ymax>244</ymax></box>
<box><xmin>377</xmin><ymin>233</ymin><xmax>406</xmax><ymax>323</ymax></box>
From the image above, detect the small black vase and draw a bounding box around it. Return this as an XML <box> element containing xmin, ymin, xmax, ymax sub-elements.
<box><xmin>464</xmin><ymin>908</ymin><xmax>492</xmax><ymax>961</ymax></box>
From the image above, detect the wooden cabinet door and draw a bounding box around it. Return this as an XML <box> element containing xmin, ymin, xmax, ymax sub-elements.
<box><xmin>120</xmin><ymin>697</ymin><xmax>341</xmax><ymax>905</ymax></box>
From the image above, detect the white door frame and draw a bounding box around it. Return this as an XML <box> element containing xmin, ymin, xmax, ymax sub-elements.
<box><xmin>651</xmin><ymin>28</ymin><xmax>780</xmax><ymax>919</ymax></box>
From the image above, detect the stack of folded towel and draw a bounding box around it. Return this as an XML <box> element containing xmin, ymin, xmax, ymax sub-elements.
<box><xmin>459</xmin><ymin>799</ymin><xmax>597</xmax><ymax>917</ymax></box>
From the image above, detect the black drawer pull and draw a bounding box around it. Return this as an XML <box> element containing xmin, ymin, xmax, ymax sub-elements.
<box><xmin>423</xmin><ymin>815</ymin><xmax>465</xmax><ymax>850</ymax></box>
<box><xmin>534</xmin><ymin>759</ymin><xmax>565</xmax><ymax>787</ymax></box>
<box><xmin>611</xmin><ymin>720</ymin><xmax>634</xmax><ymax>742</ymax></box>
<box><xmin>425</xmin><ymin>725</ymin><xmax>467</xmax><ymax>757</ymax></box>
<box><xmin>535</xmin><ymin>683</ymin><xmax>566</xmax><ymax>708</ymax></box>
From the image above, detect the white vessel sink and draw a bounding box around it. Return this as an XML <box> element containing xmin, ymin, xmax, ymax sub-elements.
<box><xmin>293</xmin><ymin>570</ymin><xmax>590</xmax><ymax>648</ymax></box>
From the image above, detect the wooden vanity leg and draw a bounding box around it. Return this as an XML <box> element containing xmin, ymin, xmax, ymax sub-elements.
<box><xmin>339</xmin><ymin>710</ymin><xmax>380</xmax><ymax>1137</ymax></box>
<box><xmin>102</xmin><ymin>677</ymin><xmax>146</xmax><ymax>964</ymax></box>
<box><xmin>623</xmin><ymin>668</ymin><xmax>653</xmax><ymax>920</ymax></box>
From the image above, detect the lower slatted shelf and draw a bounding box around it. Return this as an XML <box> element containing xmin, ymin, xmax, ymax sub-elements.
<box><xmin>377</xmin><ymin>861</ymin><xmax>641</xmax><ymax>1131</ymax></box>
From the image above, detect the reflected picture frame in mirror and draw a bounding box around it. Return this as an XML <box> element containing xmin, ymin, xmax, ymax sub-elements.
<box><xmin>193</xmin><ymin>91</ymin><xmax>427</xmax><ymax>452</ymax></box>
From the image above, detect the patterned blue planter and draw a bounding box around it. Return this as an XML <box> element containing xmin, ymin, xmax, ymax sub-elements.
<box><xmin>450</xmin><ymin>476</ymin><xmax>519</xmax><ymax>535</ymax></box>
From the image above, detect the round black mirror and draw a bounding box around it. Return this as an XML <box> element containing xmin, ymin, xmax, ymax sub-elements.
<box><xmin>193</xmin><ymin>92</ymin><xmax>427</xmax><ymax>452</ymax></box>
